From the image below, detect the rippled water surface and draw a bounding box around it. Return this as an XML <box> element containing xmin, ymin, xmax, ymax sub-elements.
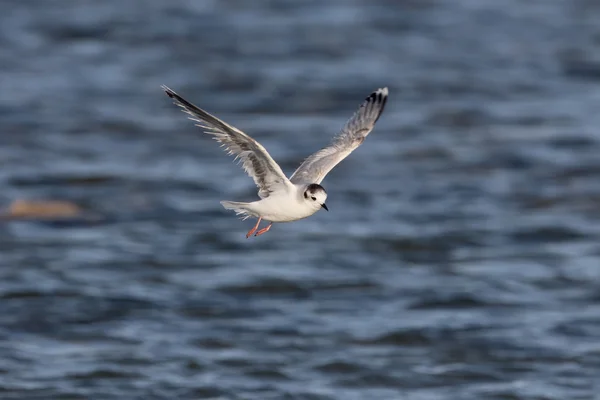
<box><xmin>2</xmin><ymin>1</ymin><xmax>600</xmax><ymax>399</ymax></box>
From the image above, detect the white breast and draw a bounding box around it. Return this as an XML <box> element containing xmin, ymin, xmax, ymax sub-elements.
<box><xmin>253</xmin><ymin>193</ymin><xmax>320</xmax><ymax>223</ymax></box>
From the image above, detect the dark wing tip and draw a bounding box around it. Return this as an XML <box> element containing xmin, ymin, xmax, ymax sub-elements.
<box><xmin>365</xmin><ymin>87</ymin><xmax>388</xmax><ymax>102</ymax></box>
<box><xmin>366</xmin><ymin>87</ymin><xmax>388</xmax><ymax>123</ymax></box>
<box><xmin>161</xmin><ymin>85</ymin><xmax>176</xmax><ymax>98</ymax></box>
<box><xmin>161</xmin><ymin>85</ymin><xmax>195</xmax><ymax>111</ymax></box>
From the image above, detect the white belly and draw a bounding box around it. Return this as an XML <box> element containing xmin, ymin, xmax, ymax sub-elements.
<box><xmin>252</xmin><ymin>195</ymin><xmax>319</xmax><ymax>223</ymax></box>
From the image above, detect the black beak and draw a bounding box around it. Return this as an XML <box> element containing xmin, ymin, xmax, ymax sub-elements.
<box><xmin>321</xmin><ymin>203</ymin><xmax>329</xmax><ymax>211</ymax></box>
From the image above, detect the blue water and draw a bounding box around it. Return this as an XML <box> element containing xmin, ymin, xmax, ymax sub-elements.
<box><xmin>1</xmin><ymin>1</ymin><xmax>600</xmax><ymax>399</ymax></box>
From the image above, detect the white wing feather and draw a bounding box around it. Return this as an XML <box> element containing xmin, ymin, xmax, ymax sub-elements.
<box><xmin>162</xmin><ymin>85</ymin><xmax>293</xmax><ymax>199</ymax></box>
<box><xmin>290</xmin><ymin>87</ymin><xmax>388</xmax><ymax>185</ymax></box>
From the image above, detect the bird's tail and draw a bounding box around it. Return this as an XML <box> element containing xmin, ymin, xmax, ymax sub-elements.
<box><xmin>220</xmin><ymin>201</ymin><xmax>254</xmax><ymax>220</ymax></box>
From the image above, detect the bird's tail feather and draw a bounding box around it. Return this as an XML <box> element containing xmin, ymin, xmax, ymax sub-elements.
<box><xmin>220</xmin><ymin>201</ymin><xmax>253</xmax><ymax>220</ymax></box>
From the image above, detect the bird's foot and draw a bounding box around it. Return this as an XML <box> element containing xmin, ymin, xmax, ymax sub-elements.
<box><xmin>254</xmin><ymin>223</ymin><xmax>272</xmax><ymax>237</ymax></box>
<box><xmin>246</xmin><ymin>217</ymin><xmax>262</xmax><ymax>238</ymax></box>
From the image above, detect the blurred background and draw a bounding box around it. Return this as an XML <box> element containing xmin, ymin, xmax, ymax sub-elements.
<box><xmin>1</xmin><ymin>0</ymin><xmax>600</xmax><ymax>399</ymax></box>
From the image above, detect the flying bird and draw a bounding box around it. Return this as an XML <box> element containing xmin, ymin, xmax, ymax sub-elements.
<box><xmin>162</xmin><ymin>85</ymin><xmax>388</xmax><ymax>238</ymax></box>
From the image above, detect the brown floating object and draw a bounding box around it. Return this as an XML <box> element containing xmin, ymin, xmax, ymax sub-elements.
<box><xmin>0</xmin><ymin>199</ymin><xmax>82</xmax><ymax>220</ymax></box>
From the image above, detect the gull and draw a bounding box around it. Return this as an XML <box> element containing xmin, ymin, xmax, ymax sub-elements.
<box><xmin>162</xmin><ymin>85</ymin><xmax>388</xmax><ymax>238</ymax></box>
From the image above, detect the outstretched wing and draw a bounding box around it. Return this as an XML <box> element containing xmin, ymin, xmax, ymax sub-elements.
<box><xmin>290</xmin><ymin>87</ymin><xmax>388</xmax><ymax>185</ymax></box>
<box><xmin>162</xmin><ymin>86</ymin><xmax>293</xmax><ymax>198</ymax></box>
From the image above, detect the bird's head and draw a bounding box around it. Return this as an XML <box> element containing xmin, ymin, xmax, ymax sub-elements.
<box><xmin>303</xmin><ymin>183</ymin><xmax>328</xmax><ymax>211</ymax></box>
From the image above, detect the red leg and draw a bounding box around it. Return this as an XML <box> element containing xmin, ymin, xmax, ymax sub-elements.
<box><xmin>246</xmin><ymin>217</ymin><xmax>262</xmax><ymax>238</ymax></box>
<box><xmin>254</xmin><ymin>222</ymin><xmax>272</xmax><ymax>237</ymax></box>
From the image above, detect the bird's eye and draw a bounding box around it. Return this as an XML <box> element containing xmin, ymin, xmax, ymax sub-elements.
<box><xmin>311</xmin><ymin>196</ymin><xmax>316</xmax><ymax>201</ymax></box>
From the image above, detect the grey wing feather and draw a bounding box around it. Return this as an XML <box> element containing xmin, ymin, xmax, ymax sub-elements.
<box><xmin>290</xmin><ymin>87</ymin><xmax>388</xmax><ymax>185</ymax></box>
<box><xmin>162</xmin><ymin>85</ymin><xmax>292</xmax><ymax>198</ymax></box>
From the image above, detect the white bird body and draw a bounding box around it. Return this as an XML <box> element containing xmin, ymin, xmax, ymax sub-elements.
<box><xmin>221</xmin><ymin>187</ymin><xmax>322</xmax><ymax>223</ymax></box>
<box><xmin>162</xmin><ymin>85</ymin><xmax>388</xmax><ymax>237</ymax></box>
